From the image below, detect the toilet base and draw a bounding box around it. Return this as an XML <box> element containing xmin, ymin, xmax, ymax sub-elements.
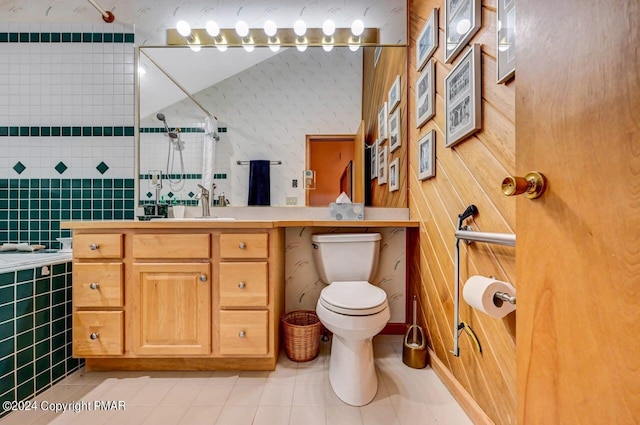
<box><xmin>328</xmin><ymin>334</ymin><xmax>378</xmax><ymax>406</ymax></box>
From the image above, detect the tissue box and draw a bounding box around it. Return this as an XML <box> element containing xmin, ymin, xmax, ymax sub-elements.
<box><xmin>329</xmin><ymin>203</ymin><xmax>364</xmax><ymax>220</ymax></box>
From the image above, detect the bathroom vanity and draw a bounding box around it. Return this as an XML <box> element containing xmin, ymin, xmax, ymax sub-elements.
<box><xmin>63</xmin><ymin>217</ymin><xmax>417</xmax><ymax>371</ymax></box>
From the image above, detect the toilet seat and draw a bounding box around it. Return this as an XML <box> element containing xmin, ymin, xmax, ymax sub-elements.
<box><xmin>319</xmin><ymin>281</ymin><xmax>388</xmax><ymax>316</ymax></box>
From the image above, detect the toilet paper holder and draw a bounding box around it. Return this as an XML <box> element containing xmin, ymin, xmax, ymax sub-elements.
<box><xmin>493</xmin><ymin>291</ymin><xmax>516</xmax><ymax>306</ymax></box>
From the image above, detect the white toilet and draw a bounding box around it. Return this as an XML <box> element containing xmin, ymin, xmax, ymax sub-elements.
<box><xmin>311</xmin><ymin>233</ymin><xmax>390</xmax><ymax>406</ymax></box>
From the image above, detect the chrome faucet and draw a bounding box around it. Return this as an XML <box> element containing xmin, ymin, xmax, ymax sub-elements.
<box><xmin>197</xmin><ymin>184</ymin><xmax>210</xmax><ymax>217</ymax></box>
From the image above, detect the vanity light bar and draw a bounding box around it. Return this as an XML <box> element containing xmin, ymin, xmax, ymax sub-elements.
<box><xmin>167</xmin><ymin>27</ymin><xmax>378</xmax><ymax>47</ymax></box>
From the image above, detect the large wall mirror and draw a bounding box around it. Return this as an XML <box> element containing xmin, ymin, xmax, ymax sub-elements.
<box><xmin>137</xmin><ymin>45</ymin><xmax>405</xmax><ymax>207</ymax></box>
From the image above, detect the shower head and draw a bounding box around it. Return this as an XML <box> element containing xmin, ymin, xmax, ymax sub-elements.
<box><xmin>156</xmin><ymin>113</ymin><xmax>166</xmax><ymax>122</ymax></box>
<box><xmin>458</xmin><ymin>204</ymin><xmax>478</xmax><ymax>222</ymax></box>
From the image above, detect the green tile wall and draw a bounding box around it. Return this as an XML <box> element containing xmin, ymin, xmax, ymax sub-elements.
<box><xmin>0</xmin><ymin>262</ymin><xmax>80</xmax><ymax>418</ymax></box>
<box><xmin>0</xmin><ymin>179</ymin><xmax>135</xmax><ymax>249</ymax></box>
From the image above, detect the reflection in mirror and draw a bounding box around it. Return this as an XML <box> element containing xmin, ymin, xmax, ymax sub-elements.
<box><xmin>137</xmin><ymin>46</ymin><xmax>402</xmax><ymax>207</ymax></box>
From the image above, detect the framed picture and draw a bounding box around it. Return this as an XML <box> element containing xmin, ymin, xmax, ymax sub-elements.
<box><xmin>445</xmin><ymin>44</ymin><xmax>482</xmax><ymax>147</ymax></box>
<box><xmin>416</xmin><ymin>58</ymin><xmax>435</xmax><ymax>128</ymax></box>
<box><xmin>388</xmin><ymin>75</ymin><xmax>401</xmax><ymax>113</ymax></box>
<box><xmin>497</xmin><ymin>0</ymin><xmax>516</xmax><ymax>83</ymax></box>
<box><xmin>374</xmin><ymin>46</ymin><xmax>382</xmax><ymax>68</ymax></box>
<box><xmin>416</xmin><ymin>8</ymin><xmax>439</xmax><ymax>71</ymax></box>
<box><xmin>389</xmin><ymin>158</ymin><xmax>400</xmax><ymax>192</ymax></box>
<box><xmin>444</xmin><ymin>0</ymin><xmax>481</xmax><ymax>63</ymax></box>
<box><xmin>370</xmin><ymin>139</ymin><xmax>378</xmax><ymax>179</ymax></box>
<box><xmin>389</xmin><ymin>109</ymin><xmax>401</xmax><ymax>153</ymax></box>
<box><xmin>418</xmin><ymin>130</ymin><xmax>436</xmax><ymax>180</ymax></box>
<box><xmin>377</xmin><ymin>145</ymin><xmax>388</xmax><ymax>185</ymax></box>
<box><xmin>378</xmin><ymin>102</ymin><xmax>388</xmax><ymax>142</ymax></box>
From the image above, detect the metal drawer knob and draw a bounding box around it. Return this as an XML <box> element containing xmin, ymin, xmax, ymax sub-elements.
<box><xmin>238</xmin><ymin>282</ymin><xmax>246</xmax><ymax>289</ymax></box>
<box><xmin>199</xmin><ymin>274</ymin><xmax>207</xmax><ymax>282</ymax></box>
<box><xmin>238</xmin><ymin>242</ymin><xmax>246</xmax><ymax>249</ymax></box>
<box><xmin>89</xmin><ymin>283</ymin><xmax>99</xmax><ymax>290</ymax></box>
<box><xmin>89</xmin><ymin>244</ymin><xmax>99</xmax><ymax>250</ymax></box>
<box><xmin>90</xmin><ymin>332</ymin><xmax>99</xmax><ymax>340</ymax></box>
<box><xmin>238</xmin><ymin>330</ymin><xmax>246</xmax><ymax>338</ymax></box>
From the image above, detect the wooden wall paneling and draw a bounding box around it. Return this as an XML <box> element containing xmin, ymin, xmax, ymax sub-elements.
<box><xmin>408</xmin><ymin>0</ymin><xmax>517</xmax><ymax>423</ymax></box>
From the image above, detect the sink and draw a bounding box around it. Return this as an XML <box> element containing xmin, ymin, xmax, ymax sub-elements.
<box><xmin>149</xmin><ymin>217</ymin><xmax>236</xmax><ymax>221</ymax></box>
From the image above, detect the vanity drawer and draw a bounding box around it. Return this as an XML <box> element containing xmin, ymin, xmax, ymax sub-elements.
<box><xmin>74</xmin><ymin>234</ymin><xmax>123</xmax><ymax>259</ymax></box>
<box><xmin>73</xmin><ymin>311</ymin><xmax>124</xmax><ymax>356</ymax></box>
<box><xmin>219</xmin><ymin>310</ymin><xmax>268</xmax><ymax>355</ymax></box>
<box><xmin>220</xmin><ymin>233</ymin><xmax>268</xmax><ymax>259</ymax></box>
<box><xmin>73</xmin><ymin>263</ymin><xmax>123</xmax><ymax>307</ymax></box>
<box><xmin>132</xmin><ymin>234</ymin><xmax>210</xmax><ymax>259</ymax></box>
<box><xmin>219</xmin><ymin>262</ymin><xmax>268</xmax><ymax>307</ymax></box>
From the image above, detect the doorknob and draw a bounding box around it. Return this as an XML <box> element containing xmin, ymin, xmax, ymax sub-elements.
<box><xmin>501</xmin><ymin>171</ymin><xmax>547</xmax><ymax>199</ymax></box>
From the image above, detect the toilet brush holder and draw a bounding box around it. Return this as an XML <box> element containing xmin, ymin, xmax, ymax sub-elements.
<box><xmin>402</xmin><ymin>324</ymin><xmax>428</xmax><ymax>369</ymax></box>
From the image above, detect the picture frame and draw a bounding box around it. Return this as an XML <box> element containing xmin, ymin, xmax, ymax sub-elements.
<box><xmin>445</xmin><ymin>44</ymin><xmax>482</xmax><ymax>148</ymax></box>
<box><xmin>497</xmin><ymin>0</ymin><xmax>516</xmax><ymax>83</ymax></box>
<box><xmin>444</xmin><ymin>0</ymin><xmax>481</xmax><ymax>63</ymax></box>
<box><xmin>374</xmin><ymin>46</ymin><xmax>382</xmax><ymax>68</ymax></box>
<box><xmin>377</xmin><ymin>145</ymin><xmax>388</xmax><ymax>185</ymax></box>
<box><xmin>388</xmin><ymin>75</ymin><xmax>401</xmax><ymax>113</ymax></box>
<box><xmin>416</xmin><ymin>58</ymin><xmax>435</xmax><ymax>128</ymax></box>
<box><xmin>389</xmin><ymin>109</ymin><xmax>401</xmax><ymax>153</ymax></box>
<box><xmin>418</xmin><ymin>130</ymin><xmax>436</xmax><ymax>180</ymax></box>
<box><xmin>378</xmin><ymin>102</ymin><xmax>388</xmax><ymax>142</ymax></box>
<box><xmin>416</xmin><ymin>8</ymin><xmax>439</xmax><ymax>71</ymax></box>
<box><xmin>370</xmin><ymin>139</ymin><xmax>378</xmax><ymax>179</ymax></box>
<box><xmin>389</xmin><ymin>158</ymin><xmax>400</xmax><ymax>192</ymax></box>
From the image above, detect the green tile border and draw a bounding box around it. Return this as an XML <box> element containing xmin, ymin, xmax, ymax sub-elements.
<box><xmin>140</xmin><ymin>127</ymin><xmax>228</xmax><ymax>134</ymax></box>
<box><xmin>0</xmin><ymin>32</ymin><xmax>134</xmax><ymax>44</ymax></box>
<box><xmin>0</xmin><ymin>127</ymin><xmax>135</xmax><ymax>138</ymax></box>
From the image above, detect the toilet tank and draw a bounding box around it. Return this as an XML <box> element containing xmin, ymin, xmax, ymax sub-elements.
<box><xmin>311</xmin><ymin>233</ymin><xmax>382</xmax><ymax>283</ymax></box>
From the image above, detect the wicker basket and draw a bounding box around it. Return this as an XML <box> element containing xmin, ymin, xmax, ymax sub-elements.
<box><xmin>281</xmin><ymin>310</ymin><xmax>323</xmax><ymax>362</ymax></box>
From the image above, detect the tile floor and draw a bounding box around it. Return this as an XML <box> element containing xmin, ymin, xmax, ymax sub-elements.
<box><xmin>0</xmin><ymin>336</ymin><xmax>472</xmax><ymax>425</ymax></box>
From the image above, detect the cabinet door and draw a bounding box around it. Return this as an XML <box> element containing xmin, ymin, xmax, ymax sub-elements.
<box><xmin>132</xmin><ymin>263</ymin><xmax>211</xmax><ymax>355</ymax></box>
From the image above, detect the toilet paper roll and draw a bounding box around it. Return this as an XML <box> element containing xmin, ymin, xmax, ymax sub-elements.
<box><xmin>463</xmin><ymin>275</ymin><xmax>516</xmax><ymax>318</ymax></box>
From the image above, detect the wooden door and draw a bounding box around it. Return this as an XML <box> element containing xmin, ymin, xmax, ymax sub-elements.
<box><xmin>132</xmin><ymin>263</ymin><xmax>211</xmax><ymax>355</ymax></box>
<box><xmin>306</xmin><ymin>135</ymin><xmax>355</xmax><ymax>206</ymax></box>
<box><xmin>516</xmin><ymin>1</ymin><xmax>640</xmax><ymax>423</ymax></box>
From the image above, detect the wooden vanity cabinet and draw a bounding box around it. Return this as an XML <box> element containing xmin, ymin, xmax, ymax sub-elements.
<box><xmin>71</xmin><ymin>227</ymin><xmax>284</xmax><ymax>370</ymax></box>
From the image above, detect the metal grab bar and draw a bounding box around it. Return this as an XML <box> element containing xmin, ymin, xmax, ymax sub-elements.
<box><xmin>454</xmin><ymin>229</ymin><xmax>516</xmax><ymax>247</ymax></box>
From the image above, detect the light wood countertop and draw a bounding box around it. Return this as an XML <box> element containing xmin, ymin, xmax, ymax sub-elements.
<box><xmin>61</xmin><ymin>219</ymin><xmax>419</xmax><ymax>229</ymax></box>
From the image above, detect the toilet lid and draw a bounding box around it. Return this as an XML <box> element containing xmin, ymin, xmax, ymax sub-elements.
<box><xmin>320</xmin><ymin>281</ymin><xmax>388</xmax><ymax>316</ymax></box>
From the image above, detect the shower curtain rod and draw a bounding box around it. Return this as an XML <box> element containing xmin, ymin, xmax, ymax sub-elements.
<box><xmin>140</xmin><ymin>49</ymin><xmax>217</xmax><ymax>121</ymax></box>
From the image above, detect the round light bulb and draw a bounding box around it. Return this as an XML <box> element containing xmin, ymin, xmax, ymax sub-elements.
<box><xmin>264</xmin><ymin>20</ymin><xmax>277</xmax><ymax>37</ymax></box>
<box><xmin>243</xmin><ymin>44</ymin><xmax>255</xmax><ymax>52</ymax></box>
<box><xmin>216</xmin><ymin>44</ymin><xmax>228</xmax><ymax>52</ymax></box>
<box><xmin>322</xmin><ymin>44</ymin><xmax>334</xmax><ymax>52</ymax></box>
<box><xmin>456</xmin><ymin>18</ymin><xmax>471</xmax><ymax>35</ymax></box>
<box><xmin>349</xmin><ymin>44</ymin><xmax>360</xmax><ymax>52</ymax></box>
<box><xmin>206</xmin><ymin>21</ymin><xmax>220</xmax><ymax>37</ymax></box>
<box><xmin>296</xmin><ymin>44</ymin><xmax>308</xmax><ymax>52</ymax></box>
<box><xmin>176</xmin><ymin>20</ymin><xmax>191</xmax><ymax>37</ymax></box>
<box><xmin>189</xmin><ymin>44</ymin><xmax>201</xmax><ymax>52</ymax></box>
<box><xmin>235</xmin><ymin>20</ymin><xmax>250</xmax><ymax>37</ymax></box>
<box><xmin>293</xmin><ymin>20</ymin><xmax>307</xmax><ymax>36</ymax></box>
<box><xmin>322</xmin><ymin>19</ymin><xmax>336</xmax><ymax>36</ymax></box>
<box><xmin>269</xmin><ymin>44</ymin><xmax>280</xmax><ymax>52</ymax></box>
<box><xmin>351</xmin><ymin>19</ymin><xmax>364</xmax><ymax>36</ymax></box>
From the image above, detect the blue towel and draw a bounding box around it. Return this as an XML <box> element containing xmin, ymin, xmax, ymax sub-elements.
<box><xmin>248</xmin><ymin>160</ymin><xmax>270</xmax><ymax>206</ymax></box>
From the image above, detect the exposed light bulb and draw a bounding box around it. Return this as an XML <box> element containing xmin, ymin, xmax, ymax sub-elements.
<box><xmin>322</xmin><ymin>44</ymin><xmax>334</xmax><ymax>52</ymax></box>
<box><xmin>351</xmin><ymin>19</ymin><xmax>364</xmax><ymax>36</ymax></box>
<box><xmin>176</xmin><ymin>20</ymin><xmax>191</xmax><ymax>37</ymax></box>
<box><xmin>206</xmin><ymin>20</ymin><xmax>220</xmax><ymax>37</ymax></box>
<box><xmin>264</xmin><ymin>20</ymin><xmax>277</xmax><ymax>37</ymax></box>
<box><xmin>235</xmin><ymin>20</ymin><xmax>249</xmax><ymax>37</ymax></box>
<box><xmin>349</xmin><ymin>44</ymin><xmax>360</xmax><ymax>52</ymax></box>
<box><xmin>293</xmin><ymin>20</ymin><xmax>307</xmax><ymax>36</ymax></box>
<box><xmin>296</xmin><ymin>44</ymin><xmax>308</xmax><ymax>52</ymax></box>
<box><xmin>269</xmin><ymin>44</ymin><xmax>280</xmax><ymax>52</ymax></box>
<box><xmin>243</xmin><ymin>43</ymin><xmax>255</xmax><ymax>52</ymax></box>
<box><xmin>189</xmin><ymin>44</ymin><xmax>201</xmax><ymax>52</ymax></box>
<box><xmin>216</xmin><ymin>44</ymin><xmax>228</xmax><ymax>52</ymax></box>
<box><xmin>322</xmin><ymin>19</ymin><xmax>336</xmax><ymax>36</ymax></box>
